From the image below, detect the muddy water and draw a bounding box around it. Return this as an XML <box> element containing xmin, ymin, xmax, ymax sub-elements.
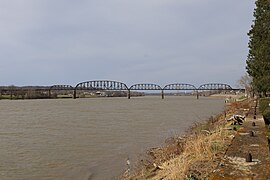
<box><xmin>0</xmin><ymin>96</ymin><xmax>224</xmax><ymax>180</ymax></box>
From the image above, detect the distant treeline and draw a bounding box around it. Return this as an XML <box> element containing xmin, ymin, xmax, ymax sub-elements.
<box><xmin>0</xmin><ymin>86</ymin><xmax>144</xmax><ymax>100</ymax></box>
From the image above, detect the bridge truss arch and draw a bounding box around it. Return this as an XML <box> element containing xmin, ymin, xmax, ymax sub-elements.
<box><xmin>162</xmin><ymin>83</ymin><xmax>198</xmax><ymax>99</ymax></box>
<box><xmin>198</xmin><ymin>83</ymin><xmax>233</xmax><ymax>90</ymax></box>
<box><xmin>74</xmin><ymin>80</ymin><xmax>129</xmax><ymax>99</ymax></box>
<box><xmin>129</xmin><ymin>83</ymin><xmax>162</xmax><ymax>90</ymax></box>
<box><xmin>128</xmin><ymin>83</ymin><xmax>163</xmax><ymax>99</ymax></box>
<box><xmin>49</xmin><ymin>85</ymin><xmax>74</xmax><ymax>91</ymax></box>
<box><xmin>163</xmin><ymin>83</ymin><xmax>197</xmax><ymax>90</ymax></box>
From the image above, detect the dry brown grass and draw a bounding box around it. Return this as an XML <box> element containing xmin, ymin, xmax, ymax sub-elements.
<box><xmin>122</xmin><ymin>100</ymin><xmax>251</xmax><ymax>180</ymax></box>
<box><xmin>227</xmin><ymin>99</ymin><xmax>251</xmax><ymax>113</ymax></box>
<box><xmin>123</xmin><ymin>120</ymin><xmax>233</xmax><ymax>180</ymax></box>
<box><xmin>159</xmin><ymin>128</ymin><xmax>230</xmax><ymax>179</ymax></box>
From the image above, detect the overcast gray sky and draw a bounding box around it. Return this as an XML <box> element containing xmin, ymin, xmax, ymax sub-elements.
<box><xmin>0</xmin><ymin>0</ymin><xmax>255</xmax><ymax>87</ymax></box>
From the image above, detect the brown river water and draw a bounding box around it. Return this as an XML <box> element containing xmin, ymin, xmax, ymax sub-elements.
<box><xmin>0</xmin><ymin>96</ymin><xmax>225</xmax><ymax>180</ymax></box>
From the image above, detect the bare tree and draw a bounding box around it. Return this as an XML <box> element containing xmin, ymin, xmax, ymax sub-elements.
<box><xmin>237</xmin><ymin>74</ymin><xmax>253</xmax><ymax>97</ymax></box>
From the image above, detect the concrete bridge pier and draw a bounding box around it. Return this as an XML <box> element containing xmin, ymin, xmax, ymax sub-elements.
<box><xmin>10</xmin><ymin>90</ymin><xmax>13</xmax><ymax>100</ymax></box>
<box><xmin>48</xmin><ymin>89</ymin><xmax>51</xmax><ymax>98</ymax></box>
<box><xmin>128</xmin><ymin>90</ymin><xmax>131</xmax><ymax>99</ymax></box>
<box><xmin>73</xmin><ymin>90</ymin><xmax>76</xmax><ymax>99</ymax></box>
<box><xmin>161</xmin><ymin>90</ymin><xmax>164</xmax><ymax>99</ymax></box>
<box><xmin>196</xmin><ymin>91</ymin><xmax>199</xmax><ymax>99</ymax></box>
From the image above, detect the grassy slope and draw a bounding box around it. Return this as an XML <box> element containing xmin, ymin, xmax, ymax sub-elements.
<box><xmin>122</xmin><ymin>100</ymin><xmax>251</xmax><ymax>179</ymax></box>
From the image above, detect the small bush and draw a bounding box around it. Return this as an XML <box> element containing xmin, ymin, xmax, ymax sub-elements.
<box><xmin>259</xmin><ymin>98</ymin><xmax>270</xmax><ymax>125</ymax></box>
<box><xmin>263</xmin><ymin>110</ymin><xmax>270</xmax><ymax>125</ymax></box>
<box><xmin>211</xmin><ymin>141</ymin><xmax>222</xmax><ymax>152</ymax></box>
<box><xmin>259</xmin><ymin>98</ymin><xmax>270</xmax><ymax>113</ymax></box>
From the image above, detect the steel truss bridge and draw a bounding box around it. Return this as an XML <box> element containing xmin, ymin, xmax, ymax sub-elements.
<box><xmin>72</xmin><ymin>80</ymin><xmax>242</xmax><ymax>99</ymax></box>
<box><xmin>0</xmin><ymin>80</ymin><xmax>244</xmax><ymax>99</ymax></box>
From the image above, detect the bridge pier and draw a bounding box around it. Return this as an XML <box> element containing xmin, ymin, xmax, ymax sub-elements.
<box><xmin>196</xmin><ymin>91</ymin><xmax>199</xmax><ymax>99</ymax></box>
<box><xmin>128</xmin><ymin>90</ymin><xmax>131</xmax><ymax>99</ymax></box>
<box><xmin>73</xmin><ymin>90</ymin><xmax>76</xmax><ymax>99</ymax></box>
<box><xmin>161</xmin><ymin>90</ymin><xmax>164</xmax><ymax>99</ymax></box>
<box><xmin>10</xmin><ymin>90</ymin><xmax>13</xmax><ymax>100</ymax></box>
<box><xmin>48</xmin><ymin>89</ymin><xmax>51</xmax><ymax>98</ymax></box>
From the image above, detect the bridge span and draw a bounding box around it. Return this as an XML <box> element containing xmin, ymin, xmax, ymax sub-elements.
<box><xmin>0</xmin><ymin>80</ymin><xmax>244</xmax><ymax>100</ymax></box>
<box><xmin>49</xmin><ymin>85</ymin><xmax>74</xmax><ymax>98</ymax></box>
<box><xmin>73</xmin><ymin>80</ymin><xmax>128</xmax><ymax>98</ymax></box>
<box><xmin>197</xmin><ymin>83</ymin><xmax>233</xmax><ymax>90</ymax></box>
<box><xmin>128</xmin><ymin>83</ymin><xmax>162</xmax><ymax>99</ymax></box>
<box><xmin>71</xmin><ymin>80</ymin><xmax>243</xmax><ymax>99</ymax></box>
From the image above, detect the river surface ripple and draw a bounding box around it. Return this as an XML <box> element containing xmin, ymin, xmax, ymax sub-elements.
<box><xmin>0</xmin><ymin>96</ymin><xmax>225</xmax><ymax>180</ymax></box>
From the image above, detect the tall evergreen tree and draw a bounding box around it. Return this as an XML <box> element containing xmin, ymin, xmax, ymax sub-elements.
<box><xmin>246</xmin><ymin>0</ymin><xmax>270</xmax><ymax>96</ymax></box>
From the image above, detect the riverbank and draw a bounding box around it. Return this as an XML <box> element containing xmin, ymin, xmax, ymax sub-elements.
<box><xmin>122</xmin><ymin>99</ymin><xmax>252</xmax><ymax>179</ymax></box>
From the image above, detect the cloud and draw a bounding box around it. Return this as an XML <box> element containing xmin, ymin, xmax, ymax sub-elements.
<box><xmin>0</xmin><ymin>0</ymin><xmax>255</xmax><ymax>86</ymax></box>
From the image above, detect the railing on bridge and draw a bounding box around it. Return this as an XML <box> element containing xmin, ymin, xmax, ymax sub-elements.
<box><xmin>74</xmin><ymin>80</ymin><xmax>129</xmax><ymax>99</ymax></box>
